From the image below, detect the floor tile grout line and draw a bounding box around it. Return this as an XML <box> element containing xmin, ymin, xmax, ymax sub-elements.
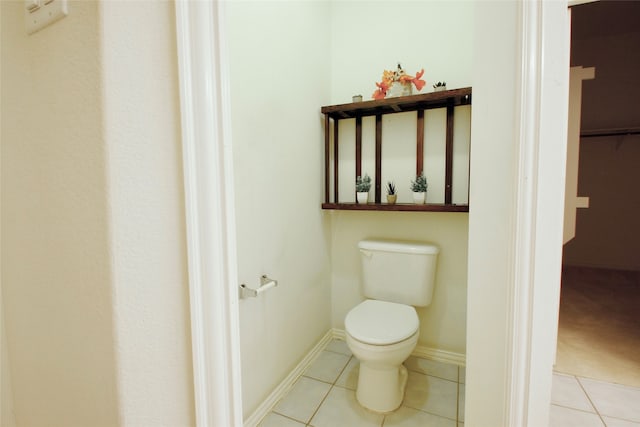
<box><xmin>327</xmin><ymin>341</ymin><xmax>462</xmax><ymax>424</ymax></box>
<box><xmin>261</xmin><ymin>345</ymin><xmax>636</xmax><ymax>427</ymax></box>
<box><xmin>271</xmin><ymin>340</ymin><xmax>464</xmax><ymax>427</ymax></box>
<box><xmin>301</xmin><ymin>374</ymin><xmax>336</xmax><ymax>387</ymax></box>
<box><xmin>304</xmin><ymin>383</ymin><xmax>335</xmax><ymax>427</ymax></box>
<box><xmin>401</xmin><ymin>369</ymin><xmax>462</xmax><ymax>422</ymax></box>
<box><xmin>302</xmin><ymin>350</ymin><xmax>353</xmax><ymax>386</ymax></box>
<box><xmin>304</xmin><ymin>353</ymin><xmax>354</xmax><ymax>426</ymax></box>
<box><xmin>555</xmin><ymin>369</ymin><xmax>640</xmax><ymax>391</ymax></box>
<box><xmin>332</xmin><ymin>355</ymin><xmax>354</xmax><ymax>386</ymax></box>
<box><xmin>575</xmin><ymin>375</ymin><xmax>608</xmax><ymax>426</ymax></box>
<box><xmin>269</xmin><ymin>411</ymin><xmax>309</xmax><ymax>426</ymax></box>
<box><xmin>402</xmin><ymin>402</ymin><xmax>459</xmax><ymax>422</ymax></box>
<box><xmin>408</xmin><ymin>368</ymin><xmax>460</xmax><ymax>386</ymax></box>
<box><xmin>271</xmin><ymin>345</ymin><xmax>353</xmax><ymax>426</ymax></box>
<box><xmin>550</xmin><ymin>403</ymin><xmax>602</xmax><ymax>414</ymax></box>
<box><xmin>324</xmin><ymin>348</ymin><xmax>352</xmax><ymax>357</ymax></box>
<box><xmin>600</xmin><ymin>415</ymin><xmax>640</xmax><ymax>425</ymax></box>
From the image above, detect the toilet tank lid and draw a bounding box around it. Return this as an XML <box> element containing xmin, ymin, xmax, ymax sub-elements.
<box><xmin>359</xmin><ymin>239</ymin><xmax>439</xmax><ymax>255</ymax></box>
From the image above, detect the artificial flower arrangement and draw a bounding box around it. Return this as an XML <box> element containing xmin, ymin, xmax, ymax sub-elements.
<box><xmin>372</xmin><ymin>63</ymin><xmax>426</xmax><ymax>100</ymax></box>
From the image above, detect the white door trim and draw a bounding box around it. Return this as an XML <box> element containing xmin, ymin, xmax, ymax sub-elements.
<box><xmin>468</xmin><ymin>1</ymin><xmax>570</xmax><ymax>426</ymax></box>
<box><xmin>508</xmin><ymin>2</ymin><xmax>571</xmax><ymax>426</ymax></box>
<box><xmin>508</xmin><ymin>1</ymin><xmax>543</xmax><ymax>423</ymax></box>
<box><xmin>174</xmin><ymin>1</ymin><xmax>243</xmax><ymax>426</ymax></box>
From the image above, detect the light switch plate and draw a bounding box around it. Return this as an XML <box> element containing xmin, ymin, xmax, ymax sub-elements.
<box><xmin>25</xmin><ymin>0</ymin><xmax>39</xmax><ymax>13</ymax></box>
<box><xmin>25</xmin><ymin>0</ymin><xmax>67</xmax><ymax>35</ymax></box>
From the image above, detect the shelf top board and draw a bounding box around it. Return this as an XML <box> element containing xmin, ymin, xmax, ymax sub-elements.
<box><xmin>321</xmin><ymin>203</ymin><xmax>469</xmax><ymax>213</ymax></box>
<box><xmin>321</xmin><ymin>87</ymin><xmax>472</xmax><ymax>120</ymax></box>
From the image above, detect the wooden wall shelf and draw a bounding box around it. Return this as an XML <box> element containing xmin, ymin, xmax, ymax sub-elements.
<box><xmin>322</xmin><ymin>203</ymin><xmax>469</xmax><ymax>212</ymax></box>
<box><xmin>322</xmin><ymin>87</ymin><xmax>472</xmax><ymax>213</ymax></box>
<box><xmin>321</xmin><ymin>87</ymin><xmax>471</xmax><ymax>119</ymax></box>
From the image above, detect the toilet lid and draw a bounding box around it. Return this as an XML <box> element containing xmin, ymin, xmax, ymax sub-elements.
<box><xmin>345</xmin><ymin>300</ymin><xmax>419</xmax><ymax>345</ymax></box>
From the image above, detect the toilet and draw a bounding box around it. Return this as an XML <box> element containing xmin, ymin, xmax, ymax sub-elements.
<box><xmin>345</xmin><ymin>239</ymin><xmax>439</xmax><ymax>413</ymax></box>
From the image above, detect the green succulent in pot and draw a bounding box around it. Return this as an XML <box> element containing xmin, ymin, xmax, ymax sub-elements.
<box><xmin>410</xmin><ymin>172</ymin><xmax>428</xmax><ymax>204</ymax></box>
<box><xmin>410</xmin><ymin>173</ymin><xmax>428</xmax><ymax>193</ymax></box>
<box><xmin>356</xmin><ymin>174</ymin><xmax>372</xmax><ymax>204</ymax></box>
<box><xmin>386</xmin><ymin>181</ymin><xmax>396</xmax><ymax>195</ymax></box>
<box><xmin>386</xmin><ymin>181</ymin><xmax>397</xmax><ymax>205</ymax></box>
<box><xmin>356</xmin><ymin>174</ymin><xmax>372</xmax><ymax>192</ymax></box>
<box><xmin>433</xmin><ymin>81</ymin><xmax>447</xmax><ymax>91</ymax></box>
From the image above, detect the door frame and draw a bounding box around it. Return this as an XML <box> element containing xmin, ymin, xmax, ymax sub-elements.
<box><xmin>174</xmin><ymin>1</ymin><xmax>572</xmax><ymax>426</ymax></box>
<box><xmin>174</xmin><ymin>1</ymin><xmax>243</xmax><ymax>426</ymax></box>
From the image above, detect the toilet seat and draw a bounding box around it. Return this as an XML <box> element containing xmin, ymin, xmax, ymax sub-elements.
<box><xmin>345</xmin><ymin>300</ymin><xmax>419</xmax><ymax>345</ymax></box>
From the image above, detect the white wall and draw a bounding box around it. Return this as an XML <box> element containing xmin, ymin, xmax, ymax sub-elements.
<box><xmin>225</xmin><ymin>1</ymin><xmax>333</xmax><ymax>418</ymax></box>
<box><xmin>466</xmin><ymin>2</ymin><xmax>521</xmax><ymax>424</ymax></box>
<box><xmin>0</xmin><ymin>1</ymin><xmax>120</xmax><ymax>425</ymax></box>
<box><xmin>1</xmin><ymin>1</ymin><xmax>195</xmax><ymax>425</ymax></box>
<box><xmin>100</xmin><ymin>2</ymin><xmax>195</xmax><ymax>425</ymax></box>
<box><xmin>467</xmin><ymin>2</ymin><xmax>571</xmax><ymax>426</ymax></box>
<box><xmin>329</xmin><ymin>2</ymin><xmax>473</xmax><ymax>104</ymax></box>
<box><xmin>328</xmin><ymin>1</ymin><xmax>474</xmax><ymax>356</ymax></box>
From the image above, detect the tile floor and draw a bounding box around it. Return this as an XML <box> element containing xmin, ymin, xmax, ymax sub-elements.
<box><xmin>550</xmin><ymin>372</ymin><xmax>640</xmax><ymax>427</ymax></box>
<box><xmin>257</xmin><ymin>339</ymin><xmax>640</xmax><ymax>427</ymax></box>
<box><xmin>258</xmin><ymin>339</ymin><xmax>464</xmax><ymax>427</ymax></box>
<box><xmin>556</xmin><ymin>266</ymin><xmax>640</xmax><ymax>387</ymax></box>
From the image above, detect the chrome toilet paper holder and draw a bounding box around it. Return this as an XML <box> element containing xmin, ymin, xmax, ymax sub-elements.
<box><xmin>239</xmin><ymin>275</ymin><xmax>278</xmax><ymax>299</ymax></box>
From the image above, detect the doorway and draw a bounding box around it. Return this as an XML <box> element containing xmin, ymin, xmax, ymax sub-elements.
<box><xmin>557</xmin><ymin>0</ymin><xmax>640</xmax><ymax>388</ymax></box>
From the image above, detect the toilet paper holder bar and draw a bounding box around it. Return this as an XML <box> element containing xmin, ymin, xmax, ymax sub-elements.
<box><xmin>239</xmin><ymin>275</ymin><xmax>278</xmax><ymax>299</ymax></box>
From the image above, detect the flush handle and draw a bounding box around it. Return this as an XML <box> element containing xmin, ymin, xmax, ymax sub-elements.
<box><xmin>360</xmin><ymin>249</ymin><xmax>373</xmax><ymax>258</ymax></box>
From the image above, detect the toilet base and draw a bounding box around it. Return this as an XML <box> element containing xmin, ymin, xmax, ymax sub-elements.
<box><xmin>356</xmin><ymin>362</ymin><xmax>409</xmax><ymax>413</ymax></box>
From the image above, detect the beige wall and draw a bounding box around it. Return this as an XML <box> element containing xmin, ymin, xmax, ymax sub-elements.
<box><xmin>2</xmin><ymin>295</ymin><xmax>16</xmax><ymax>427</ymax></box>
<box><xmin>330</xmin><ymin>212</ymin><xmax>469</xmax><ymax>354</ymax></box>
<box><xmin>1</xmin><ymin>1</ymin><xmax>120</xmax><ymax>425</ymax></box>
<box><xmin>1</xmin><ymin>1</ymin><xmax>194</xmax><ymax>425</ymax></box>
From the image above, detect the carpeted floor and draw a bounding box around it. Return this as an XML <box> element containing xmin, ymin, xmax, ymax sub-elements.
<box><xmin>555</xmin><ymin>266</ymin><xmax>640</xmax><ymax>387</ymax></box>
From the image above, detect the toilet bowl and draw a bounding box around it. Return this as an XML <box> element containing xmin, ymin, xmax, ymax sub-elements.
<box><xmin>346</xmin><ymin>239</ymin><xmax>439</xmax><ymax>413</ymax></box>
<box><xmin>345</xmin><ymin>299</ymin><xmax>419</xmax><ymax>413</ymax></box>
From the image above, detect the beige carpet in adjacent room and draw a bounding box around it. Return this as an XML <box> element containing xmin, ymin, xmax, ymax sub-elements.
<box><xmin>555</xmin><ymin>266</ymin><xmax>640</xmax><ymax>387</ymax></box>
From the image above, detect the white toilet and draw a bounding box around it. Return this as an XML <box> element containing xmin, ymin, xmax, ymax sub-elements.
<box><xmin>345</xmin><ymin>239</ymin><xmax>439</xmax><ymax>413</ymax></box>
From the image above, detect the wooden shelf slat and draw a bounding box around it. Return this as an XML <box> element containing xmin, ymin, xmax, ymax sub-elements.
<box><xmin>321</xmin><ymin>203</ymin><xmax>469</xmax><ymax>212</ymax></box>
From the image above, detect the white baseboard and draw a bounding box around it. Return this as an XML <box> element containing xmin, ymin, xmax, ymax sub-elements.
<box><xmin>412</xmin><ymin>345</ymin><xmax>466</xmax><ymax>366</ymax></box>
<box><xmin>243</xmin><ymin>330</ymin><xmax>334</xmax><ymax>427</ymax></box>
<box><xmin>331</xmin><ymin>327</ymin><xmax>346</xmax><ymax>340</ymax></box>
<box><xmin>244</xmin><ymin>328</ymin><xmax>466</xmax><ymax>426</ymax></box>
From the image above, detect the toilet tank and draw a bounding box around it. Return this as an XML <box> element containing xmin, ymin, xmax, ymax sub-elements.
<box><xmin>359</xmin><ymin>239</ymin><xmax>439</xmax><ymax>307</ymax></box>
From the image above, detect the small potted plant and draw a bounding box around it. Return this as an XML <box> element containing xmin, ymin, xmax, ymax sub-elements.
<box><xmin>410</xmin><ymin>172</ymin><xmax>428</xmax><ymax>204</ymax></box>
<box><xmin>433</xmin><ymin>81</ymin><xmax>447</xmax><ymax>92</ymax></box>
<box><xmin>356</xmin><ymin>174</ymin><xmax>372</xmax><ymax>204</ymax></box>
<box><xmin>386</xmin><ymin>181</ymin><xmax>397</xmax><ymax>205</ymax></box>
